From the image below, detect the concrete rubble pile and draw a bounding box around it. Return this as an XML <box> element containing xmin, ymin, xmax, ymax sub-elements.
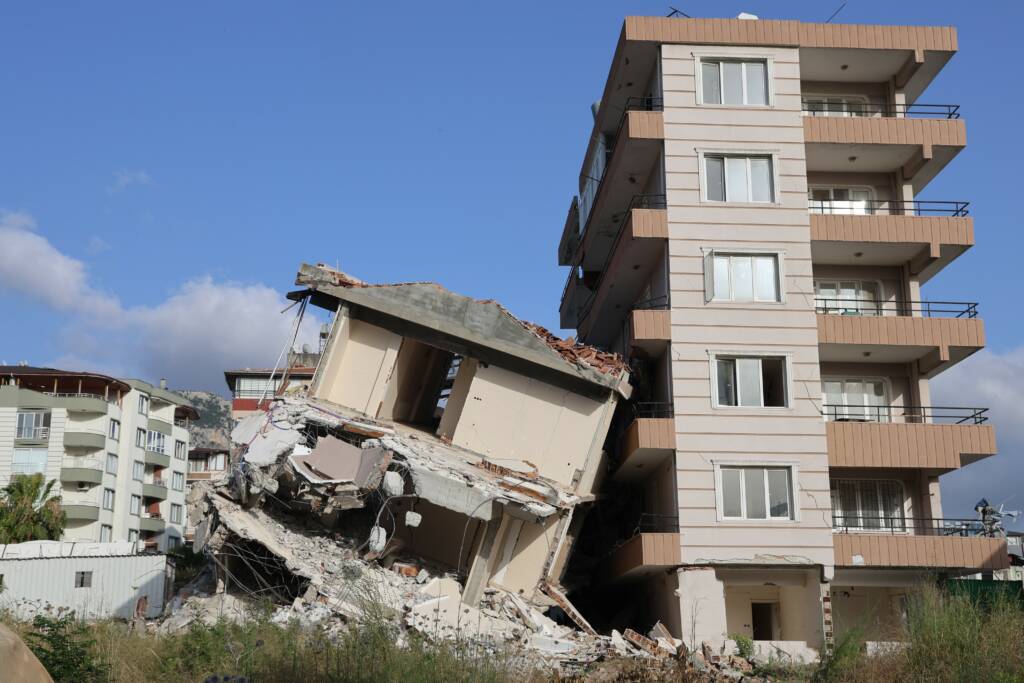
<box><xmin>180</xmin><ymin>396</ymin><xmax>596</xmax><ymax>664</ymax></box>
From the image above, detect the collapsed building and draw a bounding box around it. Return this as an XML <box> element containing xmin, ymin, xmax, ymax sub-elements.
<box><xmin>187</xmin><ymin>262</ymin><xmax>645</xmax><ymax>658</ymax></box>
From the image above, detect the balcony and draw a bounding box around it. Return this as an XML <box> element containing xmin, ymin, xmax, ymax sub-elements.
<box><xmin>613</xmin><ymin>402</ymin><xmax>675</xmax><ymax>482</ymax></box>
<box><xmin>142</xmin><ymin>480</ymin><xmax>168</xmax><ymax>501</ymax></box>
<box><xmin>575</xmin><ymin>99</ymin><xmax>664</xmax><ymax>271</ymax></box>
<box><xmin>809</xmin><ymin>200</ymin><xmax>973</xmax><ymax>283</ymax></box>
<box><xmin>147</xmin><ymin>417</ymin><xmax>173</xmax><ymax>436</ymax></box>
<box><xmin>816</xmin><ymin>299</ymin><xmax>984</xmax><ymax>377</ymax></box>
<box><xmin>14</xmin><ymin>425</ymin><xmax>50</xmax><ymax>445</ymax></box>
<box><xmin>628</xmin><ymin>299</ymin><xmax>671</xmax><ymax>356</ymax></box>
<box><xmin>139</xmin><ymin>514</ymin><xmax>166</xmax><ymax>532</ymax></box>
<box><xmin>803</xmin><ymin>103</ymin><xmax>965</xmax><ymax>193</ymax></box>
<box><xmin>62</xmin><ymin>431</ymin><xmax>106</xmax><ymax>451</ymax></box>
<box><xmin>60</xmin><ymin>494</ymin><xmax>100</xmax><ymax>522</ymax></box>
<box><xmin>570</xmin><ymin>194</ymin><xmax>669</xmax><ymax>342</ymax></box>
<box><xmin>606</xmin><ymin>514</ymin><xmax>681</xmax><ymax>581</ymax></box>
<box><xmin>45</xmin><ymin>392</ymin><xmax>111</xmax><ymax>414</ymax></box>
<box><xmin>832</xmin><ymin>516</ymin><xmax>1009</xmax><ymax>572</ymax></box>
<box><xmin>60</xmin><ymin>458</ymin><xmax>104</xmax><ymax>485</ymax></box>
<box><xmin>144</xmin><ymin>449</ymin><xmax>171</xmax><ymax>468</ymax></box>
<box><xmin>824</xmin><ymin>405</ymin><xmax>996</xmax><ymax>472</ymax></box>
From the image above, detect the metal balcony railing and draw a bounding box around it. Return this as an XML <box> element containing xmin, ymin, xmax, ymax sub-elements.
<box><xmin>802</xmin><ymin>101</ymin><xmax>961</xmax><ymax>119</ymax></box>
<box><xmin>148</xmin><ymin>478</ymin><xmax>167</xmax><ymax>489</ymax></box>
<box><xmin>814</xmin><ymin>298</ymin><xmax>978</xmax><ymax>319</ymax></box>
<box><xmin>632</xmin><ymin>401</ymin><xmax>674</xmax><ymax>419</ymax></box>
<box><xmin>808</xmin><ymin>199</ymin><xmax>969</xmax><ymax>217</ymax></box>
<box><xmin>633</xmin><ymin>513</ymin><xmax>680</xmax><ymax>535</ymax></box>
<box><xmin>832</xmin><ymin>516</ymin><xmax>1003</xmax><ymax>537</ymax></box>
<box><xmin>632</xmin><ymin>295</ymin><xmax>670</xmax><ymax>311</ymax></box>
<box><xmin>822</xmin><ymin>404</ymin><xmax>989</xmax><ymax>425</ymax></box>
<box><xmin>15</xmin><ymin>426</ymin><xmax>49</xmax><ymax>440</ymax></box>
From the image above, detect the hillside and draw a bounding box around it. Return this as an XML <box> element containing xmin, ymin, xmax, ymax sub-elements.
<box><xmin>178</xmin><ymin>390</ymin><xmax>232</xmax><ymax>449</ymax></box>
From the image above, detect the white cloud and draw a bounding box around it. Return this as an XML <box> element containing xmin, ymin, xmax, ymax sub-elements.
<box><xmin>108</xmin><ymin>169</ymin><xmax>152</xmax><ymax>194</ymax></box>
<box><xmin>933</xmin><ymin>348</ymin><xmax>1024</xmax><ymax>530</ymax></box>
<box><xmin>0</xmin><ymin>212</ymin><xmax>319</xmax><ymax>393</ymax></box>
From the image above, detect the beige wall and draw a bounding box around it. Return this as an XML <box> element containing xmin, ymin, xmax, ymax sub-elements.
<box><xmin>831</xmin><ymin>585</ymin><xmax>907</xmax><ymax>639</ymax></box>
<box><xmin>662</xmin><ymin>44</ymin><xmax>834</xmax><ymax>570</ymax></box>
<box><xmin>488</xmin><ymin>514</ymin><xmax>561</xmax><ymax>599</ymax></box>
<box><xmin>449</xmin><ymin>362</ymin><xmax>613</xmax><ymax>490</ymax></box>
<box><xmin>314</xmin><ymin>317</ymin><xmax>402</xmax><ymax>415</ymax></box>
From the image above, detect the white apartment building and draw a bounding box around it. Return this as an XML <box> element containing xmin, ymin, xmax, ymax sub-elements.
<box><xmin>0</xmin><ymin>366</ymin><xmax>196</xmax><ymax>551</ymax></box>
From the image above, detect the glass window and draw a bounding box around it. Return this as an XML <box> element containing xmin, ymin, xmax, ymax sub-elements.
<box><xmin>172</xmin><ymin>472</ymin><xmax>185</xmax><ymax>491</ymax></box>
<box><xmin>234</xmin><ymin>377</ymin><xmax>282</xmax><ymax>398</ymax></box>
<box><xmin>808</xmin><ymin>187</ymin><xmax>873</xmax><ymax>215</ymax></box>
<box><xmin>16</xmin><ymin>411</ymin><xmax>50</xmax><ymax>440</ymax></box>
<box><xmin>170</xmin><ymin>504</ymin><xmax>183</xmax><ymax>524</ymax></box>
<box><xmin>135</xmin><ymin>428</ymin><xmax>146</xmax><ymax>448</ymax></box>
<box><xmin>168</xmin><ymin>536</ymin><xmax>182</xmax><ymax>549</ymax></box>
<box><xmin>715</xmin><ymin>357</ymin><xmax>787</xmax><ymax>407</ymax></box>
<box><xmin>705</xmin><ymin>156</ymin><xmax>725</xmax><ymax>201</ymax></box>
<box><xmin>722</xmin><ymin>467</ymin><xmax>793</xmax><ymax>520</ymax></box>
<box><xmin>174</xmin><ymin>440</ymin><xmax>186</xmax><ymax>460</ymax></box>
<box><xmin>704</xmin><ymin>155</ymin><xmax>774</xmax><ymax>203</ymax></box>
<box><xmin>146</xmin><ymin>431</ymin><xmax>166</xmax><ymax>454</ymax></box>
<box><xmin>815</xmin><ymin>280</ymin><xmax>881</xmax><ymax>316</ymax></box>
<box><xmin>132</xmin><ymin>461</ymin><xmax>145</xmax><ymax>481</ymax></box>
<box><xmin>211</xmin><ymin>453</ymin><xmax>227</xmax><ymax>471</ymax></box>
<box><xmin>74</xmin><ymin>571</ymin><xmax>92</xmax><ymax>588</ymax></box>
<box><xmin>701</xmin><ymin>59</ymin><xmax>769</xmax><ymax>105</ymax></box>
<box><xmin>138</xmin><ymin>394</ymin><xmax>149</xmax><ymax>415</ymax></box>
<box><xmin>128</xmin><ymin>529</ymin><xmax>139</xmax><ymax>543</ymax></box>
<box><xmin>108</xmin><ymin>419</ymin><xmax>120</xmax><ymax>441</ymax></box>
<box><xmin>99</xmin><ymin>525</ymin><xmax>112</xmax><ymax>542</ymax></box>
<box><xmin>105</xmin><ymin>453</ymin><xmax>118</xmax><ymax>475</ymax></box>
<box><xmin>130</xmin><ymin>495</ymin><xmax>141</xmax><ymax>515</ymax></box>
<box><xmin>701</xmin><ymin>61</ymin><xmax>722</xmax><ymax>104</ymax></box>
<box><xmin>710</xmin><ymin>254</ymin><xmax>779</xmax><ymax>303</ymax></box>
<box><xmin>822</xmin><ymin>378</ymin><xmax>890</xmax><ymax>422</ymax></box>
<box><xmin>12</xmin><ymin>448</ymin><xmax>48</xmax><ymax>474</ymax></box>
<box><xmin>102</xmin><ymin>488</ymin><xmax>115</xmax><ymax>510</ymax></box>
<box><xmin>831</xmin><ymin>479</ymin><xmax>905</xmax><ymax>531</ymax></box>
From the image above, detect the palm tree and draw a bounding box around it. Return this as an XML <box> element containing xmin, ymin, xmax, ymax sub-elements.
<box><xmin>0</xmin><ymin>474</ymin><xmax>66</xmax><ymax>544</ymax></box>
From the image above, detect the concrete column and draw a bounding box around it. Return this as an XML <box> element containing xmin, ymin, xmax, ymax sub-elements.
<box><xmin>676</xmin><ymin>567</ymin><xmax>728</xmax><ymax>650</ymax></box>
<box><xmin>461</xmin><ymin>516</ymin><xmax>503</xmax><ymax>606</ymax></box>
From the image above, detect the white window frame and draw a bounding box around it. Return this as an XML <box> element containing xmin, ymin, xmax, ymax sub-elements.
<box><xmin>702</xmin><ymin>248</ymin><xmax>786</xmax><ymax>304</ymax></box>
<box><xmin>821</xmin><ymin>376</ymin><xmax>894</xmax><ymax>423</ymax></box>
<box><xmin>694</xmin><ymin>53</ymin><xmax>775</xmax><ymax>107</ymax></box>
<box><xmin>130</xmin><ymin>494</ymin><xmax>141</xmax><ymax>516</ymax></box>
<box><xmin>172</xmin><ymin>472</ymin><xmax>184</xmax><ymax>491</ymax></box>
<box><xmin>802</xmin><ymin>93</ymin><xmax>871</xmax><ymax>118</ymax></box>
<box><xmin>102</xmin><ymin>488</ymin><xmax>115</xmax><ymax>511</ymax></box>
<box><xmin>831</xmin><ymin>478</ymin><xmax>908</xmax><ymax>533</ymax></box>
<box><xmin>128</xmin><ymin>529</ymin><xmax>139</xmax><ymax>543</ymax></box>
<box><xmin>99</xmin><ymin>524</ymin><xmax>112</xmax><ymax>542</ymax></box>
<box><xmin>174</xmin><ymin>440</ymin><xmax>186</xmax><ymax>460</ymax></box>
<box><xmin>135</xmin><ymin>428</ymin><xmax>146</xmax><ymax>448</ymax></box>
<box><xmin>132</xmin><ymin>461</ymin><xmax>145</xmax><ymax>482</ymax></box>
<box><xmin>808</xmin><ymin>185</ymin><xmax>876</xmax><ymax>215</ymax></box>
<box><xmin>709</xmin><ymin>351</ymin><xmax>793</xmax><ymax>410</ymax></box>
<box><xmin>108</xmin><ymin>418</ymin><xmax>120</xmax><ymax>441</ymax></box>
<box><xmin>16</xmin><ymin>411</ymin><xmax>50</xmax><ymax>440</ymax></box>
<box><xmin>146</xmin><ymin>430</ymin><xmax>166</xmax><ymax>454</ymax></box>
<box><xmin>714</xmin><ymin>461</ymin><xmax>800</xmax><ymax>522</ymax></box>
<box><xmin>170</xmin><ymin>504</ymin><xmax>183</xmax><ymax>525</ymax></box>
<box><xmin>105</xmin><ymin>453</ymin><xmax>119</xmax><ymax>475</ymax></box>
<box><xmin>814</xmin><ymin>279</ymin><xmax>885</xmax><ymax>316</ymax></box>
<box><xmin>138</xmin><ymin>394</ymin><xmax>149</xmax><ymax>415</ymax></box>
<box><xmin>697</xmin><ymin>149</ymin><xmax>781</xmax><ymax>205</ymax></box>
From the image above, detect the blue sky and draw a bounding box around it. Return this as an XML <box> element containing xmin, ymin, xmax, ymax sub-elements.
<box><xmin>0</xmin><ymin>1</ymin><xmax>1021</xmax><ymax>522</ymax></box>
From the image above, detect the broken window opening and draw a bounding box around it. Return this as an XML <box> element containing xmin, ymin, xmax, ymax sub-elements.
<box><xmin>218</xmin><ymin>536</ymin><xmax>311</xmax><ymax>604</ymax></box>
<box><xmin>377</xmin><ymin>338</ymin><xmax>455</xmax><ymax>432</ymax></box>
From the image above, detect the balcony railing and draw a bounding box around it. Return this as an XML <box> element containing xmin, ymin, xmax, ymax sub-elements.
<box><xmin>632</xmin><ymin>513</ymin><xmax>680</xmax><ymax>535</ymax></box>
<box><xmin>822</xmin><ymin>404</ymin><xmax>989</xmax><ymax>425</ymax></box>
<box><xmin>814</xmin><ymin>298</ymin><xmax>978</xmax><ymax>319</ymax></box>
<box><xmin>632</xmin><ymin>401</ymin><xmax>674</xmax><ymax>419</ymax></box>
<box><xmin>808</xmin><ymin>199</ymin><xmax>969</xmax><ymax>216</ymax></box>
<box><xmin>832</xmin><ymin>516</ymin><xmax>1003</xmax><ymax>537</ymax></box>
<box><xmin>44</xmin><ymin>391</ymin><xmax>110</xmax><ymax>401</ymax></box>
<box><xmin>802</xmin><ymin>101</ymin><xmax>961</xmax><ymax>119</ymax></box>
<box><xmin>15</xmin><ymin>426</ymin><xmax>49</xmax><ymax>440</ymax></box>
<box><xmin>632</xmin><ymin>295</ymin><xmax>670</xmax><ymax>311</ymax></box>
<box><xmin>148</xmin><ymin>478</ymin><xmax>167</xmax><ymax>488</ymax></box>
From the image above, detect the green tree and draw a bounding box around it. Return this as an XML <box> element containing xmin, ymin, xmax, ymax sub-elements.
<box><xmin>0</xmin><ymin>473</ymin><xmax>66</xmax><ymax>543</ymax></box>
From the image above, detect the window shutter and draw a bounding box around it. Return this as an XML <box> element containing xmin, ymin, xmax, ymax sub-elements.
<box><xmin>703</xmin><ymin>250</ymin><xmax>715</xmax><ymax>303</ymax></box>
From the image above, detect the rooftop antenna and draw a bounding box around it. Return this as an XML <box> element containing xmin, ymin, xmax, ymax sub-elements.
<box><xmin>825</xmin><ymin>2</ymin><xmax>847</xmax><ymax>23</ymax></box>
<box><xmin>667</xmin><ymin>7</ymin><xmax>690</xmax><ymax>18</ymax></box>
